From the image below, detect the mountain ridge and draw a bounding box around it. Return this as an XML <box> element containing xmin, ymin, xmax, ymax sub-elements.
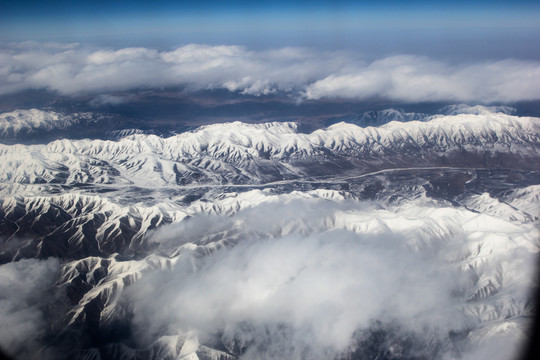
<box><xmin>0</xmin><ymin>113</ymin><xmax>538</xmax><ymax>192</ymax></box>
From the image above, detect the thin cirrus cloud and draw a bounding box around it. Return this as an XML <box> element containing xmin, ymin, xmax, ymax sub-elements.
<box><xmin>1</xmin><ymin>42</ymin><xmax>540</xmax><ymax>103</ymax></box>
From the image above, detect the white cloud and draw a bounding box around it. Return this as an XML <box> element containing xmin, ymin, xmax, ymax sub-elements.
<box><xmin>0</xmin><ymin>257</ymin><xmax>61</xmax><ymax>360</ymax></box>
<box><xmin>132</xmin><ymin>235</ymin><xmax>461</xmax><ymax>358</ymax></box>
<box><xmin>126</xmin><ymin>197</ymin><xmax>537</xmax><ymax>359</ymax></box>
<box><xmin>1</xmin><ymin>42</ymin><xmax>540</xmax><ymax>103</ymax></box>
<box><xmin>304</xmin><ymin>56</ymin><xmax>540</xmax><ymax>103</ymax></box>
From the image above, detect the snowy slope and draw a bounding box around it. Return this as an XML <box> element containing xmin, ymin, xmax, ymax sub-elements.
<box><xmin>327</xmin><ymin>108</ymin><xmax>429</xmax><ymax>127</ymax></box>
<box><xmin>0</xmin><ymin>107</ymin><xmax>539</xmax><ymax>360</ymax></box>
<box><xmin>20</xmin><ymin>184</ymin><xmax>535</xmax><ymax>360</ymax></box>
<box><xmin>0</xmin><ymin>109</ymin><xmax>100</xmax><ymax>139</ymax></box>
<box><xmin>0</xmin><ymin>109</ymin><xmax>84</xmax><ymax>136</ymax></box>
<box><xmin>0</xmin><ymin>112</ymin><xmax>538</xmax><ymax>193</ymax></box>
<box><xmin>440</xmin><ymin>104</ymin><xmax>516</xmax><ymax>116</ymax></box>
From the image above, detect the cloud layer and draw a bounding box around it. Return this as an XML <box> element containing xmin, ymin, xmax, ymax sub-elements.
<box><xmin>0</xmin><ymin>257</ymin><xmax>61</xmax><ymax>360</ymax></box>
<box><xmin>127</xmin><ymin>197</ymin><xmax>537</xmax><ymax>359</ymax></box>
<box><xmin>2</xmin><ymin>42</ymin><xmax>540</xmax><ymax>103</ymax></box>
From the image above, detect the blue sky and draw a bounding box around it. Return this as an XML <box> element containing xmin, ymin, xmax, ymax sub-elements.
<box><xmin>1</xmin><ymin>0</ymin><xmax>539</xmax><ymax>59</ymax></box>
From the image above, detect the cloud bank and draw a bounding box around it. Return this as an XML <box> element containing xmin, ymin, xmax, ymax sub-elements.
<box><xmin>1</xmin><ymin>42</ymin><xmax>540</xmax><ymax>103</ymax></box>
<box><xmin>127</xmin><ymin>198</ymin><xmax>537</xmax><ymax>359</ymax></box>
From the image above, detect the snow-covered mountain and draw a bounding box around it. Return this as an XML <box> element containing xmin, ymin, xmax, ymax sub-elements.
<box><xmin>326</xmin><ymin>108</ymin><xmax>429</xmax><ymax>127</ymax></box>
<box><xmin>326</xmin><ymin>104</ymin><xmax>518</xmax><ymax>128</ymax></box>
<box><xmin>0</xmin><ymin>109</ymin><xmax>87</xmax><ymax>136</ymax></box>
<box><xmin>0</xmin><ymin>109</ymin><xmax>113</xmax><ymax>143</ymax></box>
<box><xmin>440</xmin><ymin>104</ymin><xmax>516</xmax><ymax>116</ymax></box>
<box><xmin>0</xmin><ymin>106</ymin><xmax>538</xmax><ymax>360</ymax></box>
<box><xmin>0</xmin><ymin>112</ymin><xmax>538</xmax><ymax>192</ymax></box>
<box><xmin>0</xmin><ymin>105</ymin><xmax>521</xmax><ymax>145</ymax></box>
<box><xmin>0</xmin><ymin>109</ymin><xmax>155</xmax><ymax>145</ymax></box>
<box><xmin>2</xmin><ymin>172</ymin><xmax>537</xmax><ymax>360</ymax></box>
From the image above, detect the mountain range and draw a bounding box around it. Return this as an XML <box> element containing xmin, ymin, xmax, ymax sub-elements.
<box><xmin>0</xmin><ymin>105</ymin><xmax>538</xmax><ymax>360</ymax></box>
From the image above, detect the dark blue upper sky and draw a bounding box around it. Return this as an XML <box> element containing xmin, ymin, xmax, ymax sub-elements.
<box><xmin>1</xmin><ymin>0</ymin><xmax>539</xmax><ymax>59</ymax></box>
